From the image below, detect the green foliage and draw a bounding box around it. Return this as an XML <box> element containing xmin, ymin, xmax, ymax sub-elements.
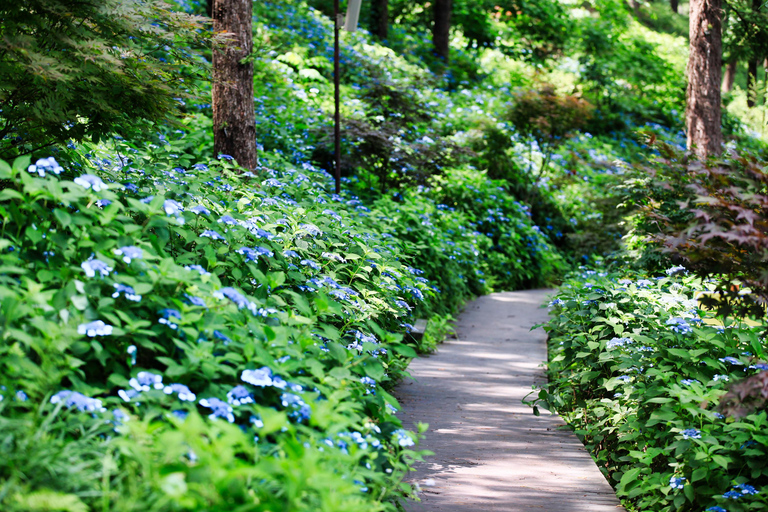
<box><xmin>623</xmin><ymin>142</ymin><xmax>768</xmax><ymax>319</ymax></box>
<box><xmin>533</xmin><ymin>269</ymin><xmax>768</xmax><ymax>511</ymax></box>
<box><xmin>0</xmin><ymin>0</ymin><xmax>209</xmax><ymax>158</ymax></box>
<box><xmin>0</xmin><ymin>149</ymin><xmax>436</xmax><ymax>510</ymax></box>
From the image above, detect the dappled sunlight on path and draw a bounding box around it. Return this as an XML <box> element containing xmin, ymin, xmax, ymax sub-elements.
<box><xmin>397</xmin><ymin>290</ymin><xmax>624</xmax><ymax>511</ymax></box>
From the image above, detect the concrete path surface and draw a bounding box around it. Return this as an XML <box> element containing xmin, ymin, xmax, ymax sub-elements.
<box><xmin>396</xmin><ymin>290</ymin><xmax>624</xmax><ymax>511</ymax></box>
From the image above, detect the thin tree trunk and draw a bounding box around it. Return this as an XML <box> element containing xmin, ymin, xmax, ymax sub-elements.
<box><xmin>433</xmin><ymin>0</ymin><xmax>452</xmax><ymax>62</ymax></box>
<box><xmin>370</xmin><ymin>0</ymin><xmax>388</xmax><ymax>40</ymax></box>
<box><xmin>686</xmin><ymin>0</ymin><xmax>723</xmax><ymax>158</ymax></box>
<box><xmin>671</xmin><ymin>0</ymin><xmax>679</xmax><ymax>13</ymax></box>
<box><xmin>723</xmin><ymin>59</ymin><xmax>737</xmax><ymax>92</ymax></box>
<box><xmin>212</xmin><ymin>0</ymin><xmax>258</xmax><ymax>170</ymax></box>
<box><xmin>748</xmin><ymin>59</ymin><xmax>758</xmax><ymax>107</ymax></box>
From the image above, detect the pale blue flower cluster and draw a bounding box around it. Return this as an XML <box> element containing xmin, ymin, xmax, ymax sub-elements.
<box><xmin>74</xmin><ymin>174</ymin><xmax>109</xmax><ymax>191</ymax></box>
<box><xmin>666</xmin><ymin>317</ymin><xmax>693</xmax><ymax>335</ymax></box>
<box><xmin>51</xmin><ymin>390</ymin><xmax>105</xmax><ymax>412</ymax></box>
<box><xmin>81</xmin><ymin>258</ymin><xmax>113</xmax><ymax>277</ymax></box>
<box><xmin>113</xmin><ymin>283</ymin><xmax>141</xmax><ymax>302</ymax></box>
<box><xmin>607</xmin><ymin>337</ymin><xmax>632</xmax><ymax>349</ymax></box>
<box><xmin>681</xmin><ymin>428</ymin><xmax>701</xmax><ymax>439</ymax></box>
<box><xmin>113</xmin><ymin>245</ymin><xmax>142</xmax><ymax>263</ymax></box>
<box><xmin>393</xmin><ymin>429</ymin><xmax>414</xmax><ymax>447</ymax></box>
<box><xmin>78</xmin><ymin>320</ymin><xmax>113</xmax><ymax>337</ymax></box>
<box><xmin>669</xmin><ymin>476</ymin><xmax>685</xmax><ymax>489</ymax></box>
<box><xmin>28</xmin><ymin>157</ymin><xmax>64</xmax><ymax>177</ymax></box>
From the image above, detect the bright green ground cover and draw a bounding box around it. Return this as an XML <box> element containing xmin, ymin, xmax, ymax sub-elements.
<box><xmin>536</xmin><ymin>269</ymin><xmax>768</xmax><ymax>512</ymax></box>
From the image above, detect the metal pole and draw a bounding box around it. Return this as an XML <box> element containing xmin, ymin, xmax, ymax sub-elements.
<box><xmin>334</xmin><ymin>0</ymin><xmax>341</xmax><ymax>195</ymax></box>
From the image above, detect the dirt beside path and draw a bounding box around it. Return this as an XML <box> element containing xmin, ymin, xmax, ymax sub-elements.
<box><xmin>397</xmin><ymin>290</ymin><xmax>625</xmax><ymax>511</ymax></box>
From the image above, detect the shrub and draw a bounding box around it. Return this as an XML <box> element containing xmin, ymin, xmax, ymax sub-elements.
<box><xmin>533</xmin><ymin>268</ymin><xmax>768</xmax><ymax>512</ymax></box>
<box><xmin>624</xmin><ymin>142</ymin><xmax>768</xmax><ymax>319</ymax></box>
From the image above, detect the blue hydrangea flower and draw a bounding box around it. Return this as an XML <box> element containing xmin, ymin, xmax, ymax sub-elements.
<box><xmin>681</xmin><ymin>379</ymin><xmax>700</xmax><ymax>386</ymax></box>
<box><xmin>733</xmin><ymin>483</ymin><xmax>759</xmax><ymax>495</ymax></box>
<box><xmin>81</xmin><ymin>258</ymin><xmax>113</xmax><ymax>278</ymax></box>
<box><xmin>226</xmin><ymin>385</ymin><xmax>253</xmax><ymax>406</ymax></box>
<box><xmin>666</xmin><ymin>265</ymin><xmax>687</xmax><ymax>275</ymax></box>
<box><xmin>190</xmin><ymin>205</ymin><xmax>210</xmax><ymax>215</ymax></box>
<box><xmin>51</xmin><ymin>390</ymin><xmax>105</xmax><ymax>412</ymax></box>
<box><xmin>217</xmin><ymin>154</ymin><xmax>234</xmax><ymax>161</ymax></box>
<box><xmin>163</xmin><ymin>383</ymin><xmax>196</xmax><ymax>401</ymax></box>
<box><xmin>184</xmin><ymin>264</ymin><xmax>210</xmax><ymax>275</ymax></box>
<box><xmin>112</xmin><ymin>283</ymin><xmax>141</xmax><ymax>302</ymax></box>
<box><xmin>549</xmin><ymin>298</ymin><xmax>565</xmax><ymax>307</ymax></box>
<box><xmin>393</xmin><ymin>429</ymin><xmax>414</xmax><ymax>447</ymax></box>
<box><xmin>283</xmin><ymin>249</ymin><xmax>299</xmax><ymax>258</ymax></box>
<box><xmin>242</xmin><ymin>367</ymin><xmax>273</xmax><ymax>387</ymax></box>
<box><xmin>238</xmin><ymin>246</ymin><xmax>273</xmax><ymax>261</ymax></box>
<box><xmin>218</xmin><ymin>215</ymin><xmax>238</xmax><ymax>225</ymax></box>
<box><xmin>130</xmin><ymin>371</ymin><xmax>163</xmax><ymax>392</ymax></box>
<box><xmin>199</xmin><ymin>397</ymin><xmax>234</xmax><ymax>422</ymax></box>
<box><xmin>213</xmin><ymin>287</ymin><xmax>257</xmax><ymax>314</ymax></box>
<box><xmin>607</xmin><ymin>337</ymin><xmax>632</xmax><ymax>349</ymax></box>
<box><xmin>298</xmin><ymin>223</ymin><xmax>322</xmax><ymax>236</ymax></box>
<box><xmin>262</xmin><ymin>178</ymin><xmax>284</xmax><ymax>188</ymax></box>
<box><xmin>250</xmin><ymin>415</ymin><xmax>264</xmax><ymax>428</ymax></box>
<box><xmin>163</xmin><ymin>199</ymin><xmax>183</xmax><ymax>216</ymax></box>
<box><xmin>719</xmin><ymin>356</ymin><xmax>743</xmax><ymax>366</ymax></box>
<box><xmin>301</xmin><ymin>259</ymin><xmax>320</xmax><ymax>270</ymax></box>
<box><xmin>78</xmin><ymin>320</ymin><xmax>113</xmax><ymax>337</ymax></box>
<box><xmin>723</xmin><ymin>491</ymin><xmax>743</xmax><ymax>499</ymax></box>
<box><xmin>113</xmin><ymin>246</ymin><xmax>142</xmax><ymax>263</ymax></box>
<box><xmin>280</xmin><ymin>393</ymin><xmax>311</xmax><ymax>421</ymax></box>
<box><xmin>200</xmin><ymin>230</ymin><xmax>225</xmax><ymax>241</ymax></box>
<box><xmin>636</xmin><ymin>279</ymin><xmax>653</xmax><ymax>288</ymax></box>
<box><xmin>74</xmin><ymin>174</ymin><xmax>109</xmax><ymax>192</ymax></box>
<box><xmin>666</xmin><ymin>317</ymin><xmax>693</xmax><ymax>335</ymax></box>
<box><xmin>360</xmin><ymin>376</ymin><xmax>376</xmax><ymax>394</ymax></box>
<box><xmin>158</xmin><ymin>309</ymin><xmax>181</xmax><ymax>329</ymax></box>
<box><xmin>706</xmin><ymin>507</ymin><xmax>727</xmax><ymax>512</ymax></box>
<box><xmin>28</xmin><ymin>157</ymin><xmax>64</xmax><ymax>177</ymax></box>
<box><xmin>192</xmin><ymin>163</ymin><xmax>209</xmax><ymax>171</ymax></box>
<box><xmin>271</xmin><ymin>376</ymin><xmax>288</xmax><ymax>390</ymax></box>
<box><xmin>669</xmin><ymin>476</ymin><xmax>686</xmax><ymax>489</ymax></box>
<box><xmin>185</xmin><ymin>294</ymin><xmax>206</xmax><ymax>307</ymax></box>
<box><xmin>681</xmin><ymin>429</ymin><xmax>702</xmax><ymax>439</ymax></box>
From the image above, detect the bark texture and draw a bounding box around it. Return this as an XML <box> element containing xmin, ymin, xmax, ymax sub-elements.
<box><xmin>433</xmin><ymin>0</ymin><xmax>452</xmax><ymax>62</ymax></box>
<box><xmin>370</xmin><ymin>0</ymin><xmax>388</xmax><ymax>40</ymax></box>
<box><xmin>212</xmin><ymin>0</ymin><xmax>257</xmax><ymax>170</ymax></box>
<box><xmin>686</xmin><ymin>0</ymin><xmax>723</xmax><ymax>158</ymax></box>
<box><xmin>723</xmin><ymin>59</ymin><xmax>737</xmax><ymax>92</ymax></box>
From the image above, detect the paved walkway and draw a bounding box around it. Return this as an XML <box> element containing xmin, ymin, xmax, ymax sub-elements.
<box><xmin>397</xmin><ymin>290</ymin><xmax>624</xmax><ymax>511</ymax></box>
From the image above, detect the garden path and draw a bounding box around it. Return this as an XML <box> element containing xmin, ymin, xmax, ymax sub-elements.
<box><xmin>397</xmin><ymin>289</ymin><xmax>624</xmax><ymax>511</ymax></box>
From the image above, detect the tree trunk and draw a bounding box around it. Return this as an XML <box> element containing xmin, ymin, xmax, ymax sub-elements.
<box><xmin>747</xmin><ymin>59</ymin><xmax>758</xmax><ymax>107</ymax></box>
<box><xmin>212</xmin><ymin>0</ymin><xmax>258</xmax><ymax>170</ymax></box>
<box><xmin>671</xmin><ymin>0</ymin><xmax>679</xmax><ymax>13</ymax></box>
<box><xmin>723</xmin><ymin>59</ymin><xmax>737</xmax><ymax>92</ymax></box>
<box><xmin>433</xmin><ymin>0</ymin><xmax>452</xmax><ymax>62</ymax></box>
<box><xmin>369</xmin><ymin>0</ymin><xmax>388</xmax><ymax>40</ymax></box>
<box><xmin>686</xmin><ymin>0</ymin><xmax>723</xmax><ymax>158</ymax></box>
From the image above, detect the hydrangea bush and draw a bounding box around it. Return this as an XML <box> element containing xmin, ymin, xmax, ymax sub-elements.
<box><xmin>0</xmin><ymin>138</ymin><xmax>560</xmax><ymax>510</ymax></box>
<box><xmin>531</xmin><ymin>268</ymin><xmax>768</xmax><ymax>511</ymax></box>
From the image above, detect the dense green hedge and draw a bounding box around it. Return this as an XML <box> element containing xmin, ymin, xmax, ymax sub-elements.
<box><xmin>0</xmin><ymin>141</ymin><xmax>560</xmax><ymax>511</ymax></box>
<box><xmin>535</xmin><ymin>269</ymin><xmax>768</xmax><ymax>512</ymax></box>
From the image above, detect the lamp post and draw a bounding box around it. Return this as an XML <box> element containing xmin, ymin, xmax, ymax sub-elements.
<box><xmin>333</xmin><ymin>0</ymin><xmax>363</xmax><ymax>195</ymax></box>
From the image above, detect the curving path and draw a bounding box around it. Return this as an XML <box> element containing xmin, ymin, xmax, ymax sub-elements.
<box><xmin>397</xmin><ymin>290</ymin><xmax>624</xmax><ymax>511</ymax></box>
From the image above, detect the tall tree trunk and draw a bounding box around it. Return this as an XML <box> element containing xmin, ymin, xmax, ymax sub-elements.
<box><xmin>686</xmin><ymin>0</ymin><xmax>723</xmax><ymax>158</ymax></box>
<box><xmin>723</xmin><ymin>59</ymin><xmax>737</xmax><ymax>92</ymax></box>
<box><xmin>212</xmin><ymin>0</ymin><xmax>258</xmax><ymax>170</ymax></box>
<box><xmin>433</xmin><ymin>0</ymin><xmax>452</xmax><ymax>62</ymax></box>
<box><xmin>369</xmin><ymin>0</ymin><xmax>388</xmax><ymax>40</ymax></box>
<box><xmin>747</xmin><ymin>59</ymin><xmax>758</xmax><ymax>107</ymax></box>
<box><xmin>671</xmin><ymin>0</ymin><xmax>679</xmax><ymax>13</ymax></box>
